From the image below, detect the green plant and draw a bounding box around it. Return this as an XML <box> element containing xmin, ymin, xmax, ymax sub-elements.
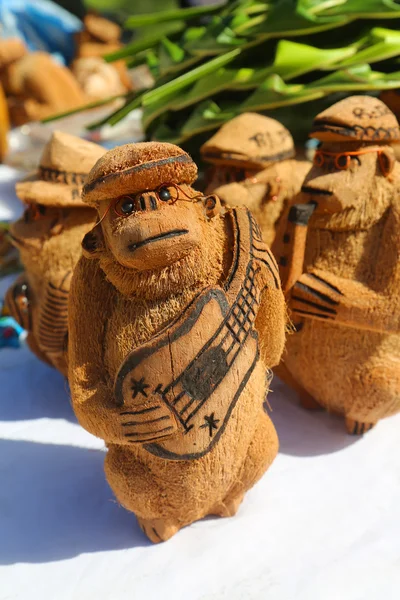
<box><xmin>59</xmin><ymin>1</ymin><xmax>400</xmax><ymax>144</ymax></box>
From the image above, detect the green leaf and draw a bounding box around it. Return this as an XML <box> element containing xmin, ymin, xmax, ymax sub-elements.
<box><xmin>125</xmin><ymin>3</ymin><xmax>223</xmax><ymax>28</ymax></box>
<box><xmin>241</xmin><ymin>64</ymin><xmax>400</xmax><ymax>112</ymax></box>
<box><xmin>320</xmin><ymin>0</ymin><xmax>400</xmax><ymax>18</ymax></box>
<box><xmin>142</xmin><ymin>87</ymin><xmax>184</xmax><ymax>128</ymax></box>
<box><xmin>41</xmin><ymin>93</ymin><xmax>131</xmax><ymax>124</ymax></box>
<box><xmin>103</xmin><ymin>32</ymin><xmax>177</xmax><ymax>62</ymax></box>
<box><xmin>142</xmin><ymin>48</ymin><xmax>241</xmax><ymax>105</ymax></box>
<box><xmin>255</xmin><ymin>0</ymin><xmax>349</xmax><ymax>38</ymax></box>
<box><xmin>268</xmin><ymin>39</ymin><xmax>357</xmax><ymax>79</ymax></box>
<box><xmin>332</xmin><ymin>27</ymin><xmax>400</xmax><ymax>68</ymax></box>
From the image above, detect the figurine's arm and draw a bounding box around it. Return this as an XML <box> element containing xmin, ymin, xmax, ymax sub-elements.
<box><xmin>290</xmin><ymin>201</ymin><xmax>400</xmax><ymax>333</ymax></box>
<box><xmin>255</xmin><ymin>249</ymin><xmax>287</xmax><ymax>367</ymax></box>
<box><xmin>290</xmin><ymin>267</ymin><xmax>400</xmax><ymax>334</ymax></box>
<box><xmin>68</xmin><ymin>257</ymin><xmax>129</xmax><ymax>443</ymax></box>
<box><xmin>37</xmin><ymin>270</ymin><xmax>71</xmax><ymax>361</ymax></box>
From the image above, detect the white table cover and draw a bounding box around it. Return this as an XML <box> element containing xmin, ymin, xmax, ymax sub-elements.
<box><xmin>1</xmin><ymin>249</ymin><xmax>399</xmax><ymax>598</ymax></box>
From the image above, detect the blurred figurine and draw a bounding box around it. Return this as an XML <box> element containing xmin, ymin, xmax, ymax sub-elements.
<box><xmin>0</xmin><ymin>39</ymin><xmax>88</xmax><ymax>125</ymax></box>
<box><xmin>279</xmin><ymin>95</ymin><xmax>400</xmax><ymax>434</ymax></box>
<box><xmin>201</xmin><ymin>112</ymin><xmax>310</xmax><ymax>249</ymax></box>
<box><xmin>5</xmin><ymin>131</ymin><xmax>104</xmax><ymax>375</ymax></box>
<box><xmin>68</xmin><ymin>141</ymin><xmax>286</xmax><ymax>542</ymax></box>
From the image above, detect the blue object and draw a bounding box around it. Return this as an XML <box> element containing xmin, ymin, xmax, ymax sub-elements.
<box><xmin>0</xmin><ymin>0</ymin><xmax>83</xmax><ymax>65</ymax></box>
<box><xmin>0</xmin><ymin>309</ymin><xmax>27</xmax><ymax>349</ymax></box>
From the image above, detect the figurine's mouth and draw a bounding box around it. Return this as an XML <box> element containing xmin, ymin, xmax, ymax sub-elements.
<box><xmin>301</xmin><ymin>186</ymin><xmax>333</xmax><ymax>196</ymax></box>
<box><xmin>7</xmin><ymin>231</ymin><xmax>27</xmax><ymax>248</ymax></box>
<box><xmin>128</xmin><ymin>229</ymin><xmax>189</xmax><ymax>252</ymax></box>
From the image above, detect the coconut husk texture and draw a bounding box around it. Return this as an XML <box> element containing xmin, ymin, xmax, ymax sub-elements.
<box><xmin>202</xmin><ymin>113</ymin><xmax>310</xmax><ymax>249</ymax></box>
<box><xmin>277</xmin><ymin>95</ymin><xmax>400</xmax><ymax>435</ymax></box>
<box><xmin>68</xmin><ymin>141</ymin><xmax>286</xmax><ymax>543</ymax></box>
<box><xmin>5</xmin><ymin>132</ymin><xmax>105</xmax><ymax>376</ymax></box>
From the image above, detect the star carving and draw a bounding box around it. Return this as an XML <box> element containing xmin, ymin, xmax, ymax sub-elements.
<box><xmin>200</xmin><ymin>412</ymin><xmax>220</xmax><ymax>437</ymax></box>
<box><xmin>131</xmin><ymin>376</ymin><xmax>150</xmax><ymax>400</ymax></box>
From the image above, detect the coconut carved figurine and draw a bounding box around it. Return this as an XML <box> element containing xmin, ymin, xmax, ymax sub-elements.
<box><xmin>5</xmin><ymin>132</ymin><xmax>105</xmax><ymax>375</ymax></box>
<box><xmin>200</xmin><ymin>113</ymin><xmax>310</xmax><ymax>249</ymax></box>
<box><xmin>68</xmin><ymin>142</ymin><xmax>286</xmax><ymax>542</ymax></box>
<box><xmin>279</xmin><ymin>95</ymin><xmax>400</xmax><ymax>434</ymax></box>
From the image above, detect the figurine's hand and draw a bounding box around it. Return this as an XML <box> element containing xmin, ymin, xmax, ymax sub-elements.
<box><xmin>118</xmin><ymin>398</ymin><xmax>178</xmax><ymax>445</ymax></box>
<box><xmin>116</xmin><ymin>377</ymin><xmax>179</xmax><ymax>444</ymax></box>
<box><xmin>290</xmin><ymin>270</ymin><xmax>343</xmax><ymax>323</ymax></box>
<box><xmin>290</xmin><ymin>269</ymin><xmax>400</xmax><ymax>333</ymax></box>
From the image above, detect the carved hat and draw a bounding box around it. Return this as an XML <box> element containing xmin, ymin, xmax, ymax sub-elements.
<box><xmin>310</xmin><ymin>95</ymin><xmax>400</xmax><ymax>143</ymax></box>
<box><xmin>82</xmin><ymin>141</ymin><xmax>198</xmax><ymax>206</ymax></box>
<box><xmin>16</xmin><ymin>131</ymin><xmax>106</xmax><ymax>208</ymax></box>
<box><xmin>200</xmin><ymin>112</ymin><xmax>295</xmax><ymax>169</ymax></box>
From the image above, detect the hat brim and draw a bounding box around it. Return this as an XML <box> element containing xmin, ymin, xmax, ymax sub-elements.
<box><xmin>201</xmin><ymin>148</ymin><xmax>295</xmax><ymax>170</ymax></box>
<box><xmin>16</xmin><ymin>172</ymin><xmax>87</xmax><ymax>207</ymax></box>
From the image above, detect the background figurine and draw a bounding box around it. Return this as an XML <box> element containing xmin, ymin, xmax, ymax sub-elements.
<box><xmin>278</xmin><ymin>95</ymin><xmax>400</xmax><ymax>434</ymax></box>
<box><xmin>68</xmin><ymin>142</ymin><xmax>286</xmax><ymax>542</ymax></box>
<box><xmin>200</xmin><ymin>112</ymin><xmax>310</xmax><ymax>250</ymax></box>
<box><xmin>5</xmin><ymin>131</ymin><xmax>105</xmax><ymax>375</ymax></box>
<box><xmin>0</xmin><ymin>39</ymin><xmax>87</xmax><ymax>126</ymax></box>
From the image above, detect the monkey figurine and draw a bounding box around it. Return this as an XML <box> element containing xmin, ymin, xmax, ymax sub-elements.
<box><xmin>5</xmin><ymin>131</ymin><xmax>105</xmax><ymax>375</ymax></box>
<box><xmin>278</xmin><ymin>95</ymin><xmax>400</xmax><ymax>435</ymax></box>
<box><xmin>200</xmin><ymin>112</ymin><xmax>310</xmax><ymax>250</ymax></box>
<box><xmin>68</xmin><ymin>142</ymin><xmax>286</xmax><ymax>542</ymax></box>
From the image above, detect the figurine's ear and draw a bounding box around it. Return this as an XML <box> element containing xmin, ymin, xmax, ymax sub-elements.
<box><xmin>379</xmin><ymin>147</ymin><xmax>396</xmax><ymax>178</ymax></box>
<box><xmin>203</xmin><ymin>194</ymin><xmax>222</xmax><ymax>219</ymax></box>
<box><xmin>81</xmin><ymin>223</ymin><xmax>105</xmax><ymax>259</ymax></box>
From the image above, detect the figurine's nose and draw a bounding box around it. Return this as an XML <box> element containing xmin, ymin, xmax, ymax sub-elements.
<box><xmin>134</xmin><ymin>192</ymin><xmax>160</xmax><ymax>212</ymax></box>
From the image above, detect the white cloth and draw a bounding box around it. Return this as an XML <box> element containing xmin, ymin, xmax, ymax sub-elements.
<box><xmin>0</xmin><ymin>275</ymin><xmax>399</xmax><ymax>600</ymax></box>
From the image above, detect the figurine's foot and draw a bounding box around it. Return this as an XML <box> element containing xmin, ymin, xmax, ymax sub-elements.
<box><xmin>210</xmin><ymin>491</ymin><xmax>245</xmax><ymax>518</ymax></box>
<box><xmin>299</xmin><ymin>392</ymin><xmax>322</xmax><ymax>411</ymax></box>
<box><xmin>137</xmin><ymin>517</ymin><xmax>179</xmax><ymax>543</ymax></box>
<box><xmin>345</xmin><ymin>418</ymin><xmax>376</xmax><ymax>436</ymax></box>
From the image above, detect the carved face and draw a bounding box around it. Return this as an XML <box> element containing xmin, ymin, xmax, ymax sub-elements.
<box><xmin>205</xmin><ymin>165</ymin><xmax>260</xmax><ymax>194</ymax></box>
<box><xmin>10</xmin><ymin>203</ymin><xmax>94</xmax><ymax>251</ymax></box>
<box><xmin>88</xmin><ymin>184</ymin><xmax>211</xmax><ymax>271</ymax></box>
<box><xmin>9</xmin><ymin>204</ymin><xmax>68</xmax><ymax>251</ymax></box>
<box><xmin>301</xmin><ymin>142</ymin><xmax>396</xmax><ymax>227</ymax></box>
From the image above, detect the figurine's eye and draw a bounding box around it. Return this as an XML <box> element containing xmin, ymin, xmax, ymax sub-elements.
<box><xmin>158</xmin><ymin>186</ymin><xmax>171</xmax><ymax>202</ymax></box>
<box><xmin>24</xmin><ymin>204</ymin><xmax>45</xmax><ymax>222</ymax></box>
<box><xmin>115</xmin><ymin>196</ymin><xmax>135</xmax><ymax>216</ymax></box>
<box><xmin>336</xmin><ymin>154</ymin><xmax>350</xmax><ymax>170</ymax></box>
<box><xmin>157</xmin><ymin>185</ymin><xmax>178</xmax><ymax>203</ymax></box>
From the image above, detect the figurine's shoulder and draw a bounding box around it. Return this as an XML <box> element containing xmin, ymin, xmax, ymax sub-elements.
<box><xmin>224</xmin><ymin>207</ymin><xmax>281</xmax><ymax>294</ymax></box>
<box><xmin>71</xmin><ymin>255</ymin><xmax>113</xmax><ymax>300</ymax></box>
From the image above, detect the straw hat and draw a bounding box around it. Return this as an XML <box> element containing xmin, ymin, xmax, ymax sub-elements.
<box><xmin>16</xmin><ymin>131</ymin><xmax>106</xmax><ymax>207</ymax></box>
<box><xmin>200</xmin><ymin>112</ymin><xmax>295</xmax><ymax>169</ymax></box>
<box><xmin>82</xmin><ymin>142</ymin><xmax>198</xmax><ymax>206</ymax></box>
<box><xmin>310</xmin><ymin>95</ymin><xmax>400</xmax><ymax>143</ymax></box>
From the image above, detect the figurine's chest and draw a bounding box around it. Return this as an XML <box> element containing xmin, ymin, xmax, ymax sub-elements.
<box><xmin>103</xmin><ymin>293</ymin><xmax>193</xmax><ymax>378</ymax></box>
<box><xmin>305</xmin><ymin>224</ymin><xmax>384</xmax><ymax>284</ymax></box>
